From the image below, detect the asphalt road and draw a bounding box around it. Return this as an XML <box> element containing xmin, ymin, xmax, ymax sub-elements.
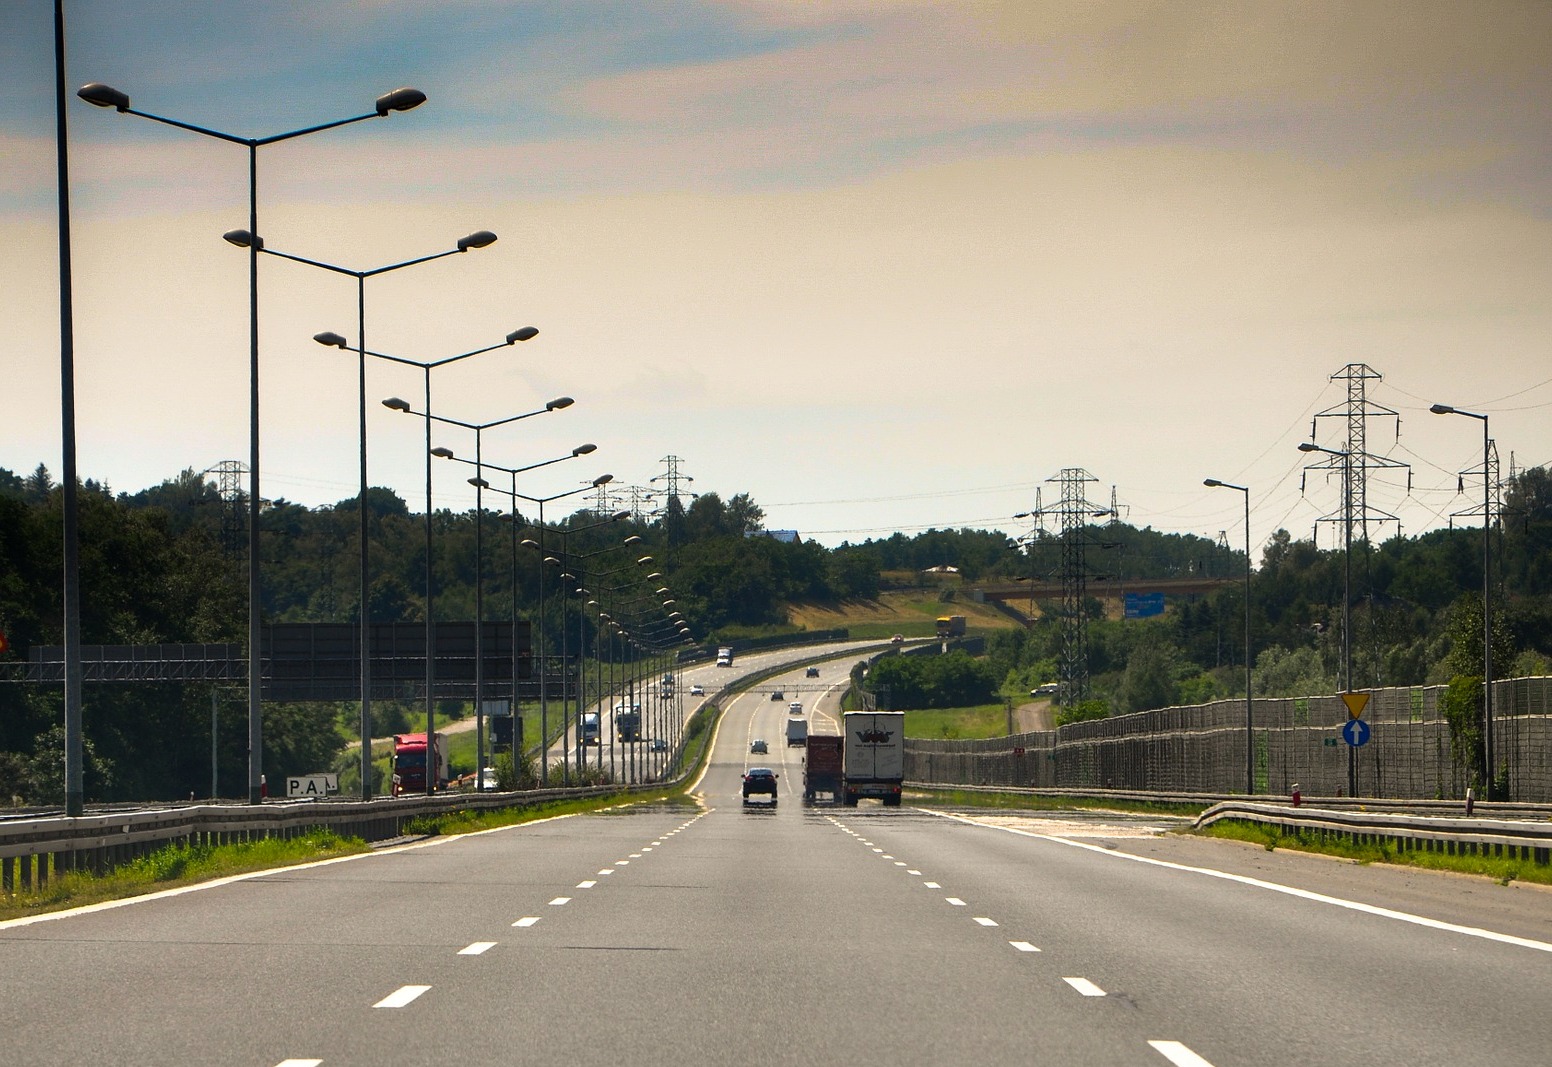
<box><xmin>3</xmin><ymin>651</ymin><xmax>1550</xmax><ymax>1065</ymax></box>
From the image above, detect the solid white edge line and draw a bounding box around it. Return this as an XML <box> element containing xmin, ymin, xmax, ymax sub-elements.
<box><xmin>1149</xmin><ymin>1039</ymin><xmax>1217</xmax><ymax>1066</ymax></box>
<box><xmin>1063</xmin><ymin>976</ymin><xmax>1107</xmax><ymax>997</ymax></box>
<box><xmin>0</xmin><ymin>809</ymin><xmax>587</xmax><ymax>931</ymax></box>
<box><xmin>920</xmin><ymin>808</ymin><xmax>1552</xmax><ymax>954</ymax></box>
<box><xmin>374</xmin><ymin>984</ymin><xmax>431</xmax><ymax>1008</ymax></box>
<box><xmin>458</xmin><ymin>941</ymin><xmax>497</xmax><ymax>956</ymax></box>
<box><xmin>274</xmin><ymin>1061</ymin><xmax>322</xmax><ymax>1067</ymax></box>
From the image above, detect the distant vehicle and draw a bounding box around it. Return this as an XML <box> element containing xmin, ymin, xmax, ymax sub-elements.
<box><xmin>936</xmin><ymin>615</ymin><xmax>967</xmax><ymax>638</ymax></box>
<box><xmin>742</xmin><ymin>767</ymin><xmax>778</xmax><ymax>806</ymax></box>
<box><xmin>392</xmin><ymin>732</ymin><xmax>449</xmax><ymax>796</ymax></box>
<box><xmin>649</xmin><ymin>738</ymin><xmax>668</xmax><ymax>753</ymax></box>
<box><xmin>803</xmin><ymin>734</ymin><xmax>843</xmax><ymax>804</ymax></box>
<box><xmin>805</xmin><ymin>666</ymin><xmax>821</xmax><ymax>678</ymax></box>
<box><xmin>842</xmin><ymin>711</ymin><xmax>905</xmax><ymax>807</ymax></box>
<box><xmin>786</xmin><ymin>718</ymin><xmax>807</xmax><ymax>747</ymax></box>
<box><xmin>788</xmin><ymin>701</ymin><xmax>803</xmax><ymax>715</ymax></box>
<box><xmin>890</xmin><ymin>634</ymin><xmax>904</xmax><ymax>644</ymax></box>
<box><xmin>690</xmin><ymin>684</ymin><xmax>704</xmax><ymax>696</ymax></box>
<box><xmin>614</xmin><ymin>702</ymin><xmax>642</xmax><ymax>742</ymax></box>
<box><xmin>581</xmin><ymin>712</ymin><xmax>601</xmax><ymax>746</ymax></box>
<box><xmin>1030</xmin><ymin>682</ymin><xmax>1060</xmax><ymax>697</ymax></box>
<box><xmin>716</xmin><ymin>645</ymin><xmax>733</xmax><ymax>667</ymax></box>
<box><xmin>770</xmin><ymin>690</ymin><xmax>784</xmax><ymax>701</ymax></box>
<box><xmin>477</xmin><ymin>766</ymin><xmax>499</xmax><ymax>791</ymax></box>
<box><xmin>750</xmin><ymin>738</ymin><xmax>768</xmax><ymax>754</ymax></box>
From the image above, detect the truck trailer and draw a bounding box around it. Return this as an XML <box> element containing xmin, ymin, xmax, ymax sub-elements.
<box><xmin>786</xmin><ymin>717</ymin><xmax>808</xmax><ymax>747</ymax></box>
<box><xmin>803</xmin><ymin>734</ymin><xmax>843</xmax><ymax>804</ymax></box>
<box><xmin>391</xmin><ymin>732</ymin><xmax>449</xmax><ymax>796</ymax></box>
<box><xmin>841</xmin><ymin>711</ymin><xmax>905</xmax><ymax>807</ymax></box>
<box><xmin>716</xmin><ymin>645</ymin><xmax>733</xmax><ymax>667</ymax></box>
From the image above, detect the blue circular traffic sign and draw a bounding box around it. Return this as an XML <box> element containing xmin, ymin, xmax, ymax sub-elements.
<box><xmin>1342</xmin><ymin>719</ymin><xmax>1371</xmax><ymax>747</ymax></box>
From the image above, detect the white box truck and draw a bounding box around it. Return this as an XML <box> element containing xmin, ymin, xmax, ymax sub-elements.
<box><xmin>786</xmin><ymin>718</ymin><xmax>808</xmax><ymax>747</ymax></box>
<box><xmin>716</xmin><ymin>645</ymin><xmax>733</xmax><ymax>667</ymax></box>
<box><xmin>842</xmin><ymin>711</ymin><xmax>905</xmax><ymax>807</ymax></box>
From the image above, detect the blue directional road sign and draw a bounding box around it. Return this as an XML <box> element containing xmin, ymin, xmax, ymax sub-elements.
<box><xmin>1342</xmin><ymin>719</ymin><xmax>1371</xmax><ymax>747</ymax></box>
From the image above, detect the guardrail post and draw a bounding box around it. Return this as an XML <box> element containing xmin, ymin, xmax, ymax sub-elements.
<box><xmin>2</xmin><ymin>856</ymin><xmax>11</xmax><ymax>892</ymax></box>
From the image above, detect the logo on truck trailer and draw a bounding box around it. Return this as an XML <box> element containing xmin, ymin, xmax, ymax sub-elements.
<box><xmin>856</xmin><ymin>727</ymin><xmax>894</xmax><ymax>744</ymax></box>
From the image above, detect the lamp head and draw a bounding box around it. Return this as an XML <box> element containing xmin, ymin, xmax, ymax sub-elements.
<box><xmin>468</xmin><ymin>477</ymin><xmax>490</xmax><ymax>489</ymax></box>
<box><xmin>592</xmin><ymin>474</ymin><xmax>614</xmax><ymax>487</ymax></box>
<box><xmin>1297</xmin><ymin>442</ymin><xmax>1319</xmax><ymax>453</ymax></box>
<box><xmin>623</xmin><ymin>535</ymin><xmax>643</xmax><ymax>545</ymax></box>
<box><xmin>613</xmin><ymin>511</ymin><xmax>631</xmax><ymax>522</ymax></box>
<box><xmin>430</xmin><ymin>447</ymin><xmax>455</xmax><ymax>459</ymax></box>
<box><xmin>547</xmin><ymin>396</ymin><xmax>575</xmax><ymax>411</ymax></box>
<box><xmin>314</xmin><ymin>331</ymin><xmax>350</xmax><ymax>349</ymax></box>
<box><xmin>573</xmin><ymin>443</ymin><xmax>597</xmax><ymax>456</ymax></box>
<box><xmin>382</xmin><ymin>397</ymin><xmax>411</xmax><ymax>412</ymax></box>
<box><xmin>77</xmin><ymin>83</ymin><xmax>130</xmax><ymax>111</ymax></box>
<box><xmin>506</xmin><ymin>326</ymin><xmax>539</xmax><ymax>344</ymax></box>
<box><xmin>1429</xmin><ymin>403</ymin><xmax>1455</xmax><ymax>415</ymax></box>
<box><xmin>1203</xmin><ymin>479</ymin><xmax>1222</xmax><ymax>488</ymax></box>
<box><xmin>375</xmin><ymin>87</ymin><xmax>427</xmax><ymax>116</ymax></box>
<box><xmin>222</xmin><ymin>229</ymin><xmax>260</xmax><ymax>249</ymax></box>
<box><xmin>457</xmin><ymin>229</ymin><xmax>498</xmax><ymax>252</ymax></box>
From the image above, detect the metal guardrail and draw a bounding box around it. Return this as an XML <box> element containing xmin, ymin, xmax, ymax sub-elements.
<box><xmin>1194</xmin><ymin>799</ymin><xmax>1552</xmax><ymax>860</ymax></box>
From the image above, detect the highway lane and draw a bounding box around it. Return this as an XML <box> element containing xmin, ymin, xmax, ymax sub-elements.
<box><xmin>5</xmin><ymin>644</ymin><xmax>1550</xmax><ymax>1064</ymax></box>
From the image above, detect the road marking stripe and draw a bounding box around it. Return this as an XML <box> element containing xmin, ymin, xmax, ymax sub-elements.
<box><xmin>642</xmin><ymin>847</ymin><xmax>654</xmax><ymax>852</ymax></box>
<box><xmin>946</xmin><ymin>897</ymin><xmax>967</xmax><ymax>906</ymax></box>
<box><xmin>458</xmin><ymin>941</ymin><xmax>497</xmax><ymax>956</ymax></box>
<box><xmin>549</xmin><ymin>897</ymin><xmax>571</xmax><ymax>906</ymax></box>
<box><xmin>907</xmin><ymin>869</ymin><xmax>922</xmax><ymax>875</ymax></box>
<box><xmin>374</xmin><ymin>985</ymin><xmax>431</xmax><ymax>1008</ymax></box>
<box><xmin>1063</xmin><ymin>977</ymin><xmax>1106</xmax><ymax>997</ymax></box>
<box><xmin>881</xmin><ymin>854</ymin><xmax>894</xmax><ymax>859</ymax></box>
<box><xmin>924</xmin><ymin>809</ymin><xmax>1552</xmax><ymax>955</ymax></box>
<box><xmin>614</xmin><ymin>860</ymin><xmax>630</xmax><ymax>865</ymax></box>
<box><xmin>274</xmin><ymin>1061</ymin><xmax>322</xmax><ymax>1067</ymax></box>
<box><xmin>1149</xmin><ymin>1040</ymin><xmax>1216</xmax><ymax>1066</ymax></box>
<box><xmin>973</xmin><ymin>917</ymin><xmax>999</xmax><ymax>926</ymax></box>
<box><xmin>923</xmin><ymin>881</ymin><xmax>941</xmax><ymax>889</ymax></box>
<box><xmin>894</xmin><ymin>861</ymin><xmax>907</xmax><ymax>866</ymax></box>
<box><xmin>512</xmin><ymin>917</ymin><xmax>540</xmax><ymax>927</ymax></box>
<box><xmin>577</xmin><ymin>880</ymin><xmax>597</xmax><ymax>889</ymax></box>
<box><xmin>630</xmin><ymin>853</ymin><xmax>642</xmax><ymax>858</ymax></box>
<box><xmin>872</xmin><ymin>848</ymin><xmax>884</xmax><ymax>853</ymax></box>
<box><xmin>598</xmin><ymin>869</ymin><xmax>614</xmax><ymax>876</ymax></box>
<box><xmin>1010</xmin><ymin>941</ymin><xmax>1041</xmax><ymax>953</ymax></box>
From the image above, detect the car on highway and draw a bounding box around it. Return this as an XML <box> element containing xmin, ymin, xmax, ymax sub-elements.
<box><xmin>649</xmin><ymin>738</ymin><xmax>668</xmax><ymax>752</ymax></box>
<box><xmin>1030</xmin><ymin>682</ymin><xmax>1060</xmax><ymax>696</ymax></box>
<box><xmin>750</xmin><ymin>738</ymin><xmax>768</xmax><ymax>754</ymax></box>
<box><xmin>891</xmin><ymin>633</ymin><xmax>904</xmax><ymax>644</ymax></box>
<box><xmin>690</xmin><ymin>684</ymin><xmax>704</xmax><ymax>696</ymax></box>
<box><xmin>805</xmin><ymin>666</ymin><xmax>820</xmax><ymax>677</ymax></box>
<box><xmin>742</xmin><ymin>767</ymin><xmax>778</xmax><ymax>805</ymax></box>
<box><xmin>788</xmin><ymin>701</ymin><xmax>803</xmax><ymax>715</ymax></box>
<box><xmin>770</xmin><ymin>689</ymin><xmax>784</xmax><ymax>701</ymax></box>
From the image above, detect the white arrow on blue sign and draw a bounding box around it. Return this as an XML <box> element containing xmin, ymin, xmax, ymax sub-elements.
<box><xmin>1341</xmin><ymin>719</ymin><xmax>1371</xmax><ymax>747</ymax></box>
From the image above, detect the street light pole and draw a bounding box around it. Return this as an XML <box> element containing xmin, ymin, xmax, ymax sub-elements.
<box><xmin>1430</xmin><ymin>403</ymin><xmax>1496</xmax><ymax>795</ymax></box>
<box><xmin>215</xmin><ymin>230</ymin><xmax>497</xmax><ymax>799</ymax></box>
<box><xmin>77</xmin><ymin>80</ymin><xmax>426</xmax><ymax>804</ymax></box>
<box><xmin>1300</xmin><ymin>441</ymin><xmax>1356</xmax><ymax>796</ymax></box>
<box><xmin>379</xmin><ymin>328</ymin><xmax>538</xmax><ymax>794</ymax></box>
<box><xmin>1205</xmin><ymin>479</ymin><xmax>1254</xmax><ymax>795</ymax></box>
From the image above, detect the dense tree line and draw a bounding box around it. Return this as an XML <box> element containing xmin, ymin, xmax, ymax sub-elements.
<box><xmin>2</xmin><ymin>460</ymin><xmax>1549</xmax><ymax>802</ymax></box>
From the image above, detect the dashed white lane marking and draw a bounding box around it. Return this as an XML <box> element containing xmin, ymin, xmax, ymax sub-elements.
<box><xmin>374</xmin><ymin>985</ymin><xmax>431</xmax><ymax>1008</ymax></box>
<box><xmin>946</xmin><ymin>897</ymin><xmax>967</xmax><ymax>906</ymax></box>
<box><xmin>597</xmin><ymin>869</ymin><xmax>614</xmax><ymax>876</ymax></box>
<box><xmin>894</xmin><ymin>861</ymin><xmax>907</xmax><ymax>866</ymax></box>
<box><xmin>1149</xmin><ymin>1040</ymin><xmax>1216</xmax><ymax>1066</ymax></box>
<box><xmin>925</xmin><ymin>808</ymin><xmax>1552</xmax><ymax>955</ymax></box>
<box><xmin>924</xmin><ymin>881</ymin><xmax>941</xmax><ymax>889</ymax></box>
<box><xmin>872</xmin><ymin>848</ymin><xmax>884</xmax><ymax>853</ymax></box>
<box><xmin>512</xmin><ymin>917</ymin><xmax>540</xmax><ymax>928</ymax></box>
<box><xmin>630</xmin><ymin>853</ymin><xmax>643</xmax><ymax>858</ymax></box>
<box><xmin>614</xmin><ymin>860</ymin><xmax>630</xmax><ymax>866</ymax></box>
<box><xmin>549</xmin><ymin>897</ymin><xmax>572</xmax><ymax>906</ymax></box>
<box><xmin>642</xmin><ymin>847</ymin><xmax>654</xmax><ymax>852</ymax></box>
<box><xmin>274</xmin><ymin>1060</ymin><xmax>322</xmax><ymax>1067</ymax></box>
<box><xmin>1063</xmin><ymin>977</ymin><xmax>1107</xmax><ymax>997</ymax></box>
<box><xmin>973</xmin><ymin>917</ymin><xmax>999</xmax><ymax>927</ymax></box>
<box><xmin>458</xmin><ymin>941</ymin><xmax>497</xmax><ymax>956</ymax></box>
<box><xmin>881</xmin><ymin>854</ymin><xmax>895</xmax><ymax>859</ymax></box>
<box><xmin>907</xmin><ymin>869</ymin><xmax>922</xmax><ymax>875</ymax></box>
<box><xmin>577</xmin><ymin>880</ymin><xmax>597</xmax><ymax>889</ymax></box>
<box><xmin>1010</xmin><ymin>941</ymin><xmax>1041</xmax><ymax>953</ymax></box>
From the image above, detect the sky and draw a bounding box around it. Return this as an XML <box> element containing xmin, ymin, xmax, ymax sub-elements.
<box><xmin>3</xmin><ymin>1</ymin><xmax>1550</xmax><ymax>554</ymax></box>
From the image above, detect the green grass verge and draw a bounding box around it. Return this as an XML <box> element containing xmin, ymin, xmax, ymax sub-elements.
<box><xmin>904</xmin><ymin>703</ymin><xmax>1013</xmax><ymax>740</ymax></box>
<box><xmin>0</xmin><ymin>830</ymin><xmax>368</xmax><ymax>922</ymax></box>
<box><xmin>909</xmin><ymin>786</ymin><xmax>1204</xmax><ymax>817</ymax></box>
<box><xmin>1198</xmin><ymin>819</ymin><xmax>1552</xmax><ymax>886</ymax></box>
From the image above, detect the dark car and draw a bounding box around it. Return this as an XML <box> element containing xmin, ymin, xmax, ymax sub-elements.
<box><xmin>770</xmin><ymin>690</ymin><xmax>784</xmax><ymax>701</ymax></box>
<box><xmin>805</xmin><ymin>666</ymin><xmax>820</xmax><ymax>678</ymax></box>
<box><xmin>750</xmin><ymin>738</ymin><xmax>768</xmax><ymax>754</ymax></box>
<box><xmin>742</xmin><ymin>767</ymin><xmax>779</xmax><ymax>805</ymax></box>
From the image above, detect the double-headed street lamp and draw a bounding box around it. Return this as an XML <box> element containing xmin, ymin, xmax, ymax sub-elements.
<box><xmin>508</xmin><ymin>477</ymin><xmax>615</xmax><ymax>783</ymax></box>
<box><xmin>1430</xmin><ymin>403</ymin><xmax>1497</xmax><ymax>795</ymax></box>
<box><xmin>77</xmin><ymin>80</ymin><xmax>427</xmax><ymax>806</ymax></box>
<box><xmin>1204</xmin><ymin>479</ymin><xmax>1254</xmax><ymax>795</ymax></box>
<box><xmin>209</xmin><ymin>230</ymin><xmax>498</xmax><ymax>799</ymax></box>
<box><xmin>1299</xmin><ymin>440</ymin><xmax>1357</xmax><ymax>796</ymax></box>
<box><xmin>378</xmin><ymin>329</ymin><xmax>539</xmax><ymax>793</ymax></box>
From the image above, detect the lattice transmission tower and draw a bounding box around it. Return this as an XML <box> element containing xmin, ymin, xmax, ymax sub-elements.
<box><xmin>650</xmin><ymin>455</ymin><xmax>695</xmax><ymax>563</ymax></box>
<box><xmin>1447</xmin><ymin>439</ymin><xmax>1502</xmax><ymax>531</ymax></box>
<box><xmin>202</xmin><ymin>460</ymin><xmax>247</xmax><ymax>559</ymax></box>
<box><xmin>1024</xmin><ymin>468</ymin><xmax>1115</xmax><ymax>706</ymax></box>
<box><xmin>1302</xmin><ymin>363</ymin><xmax>1412</xmax><ymax>545</ymax></box>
